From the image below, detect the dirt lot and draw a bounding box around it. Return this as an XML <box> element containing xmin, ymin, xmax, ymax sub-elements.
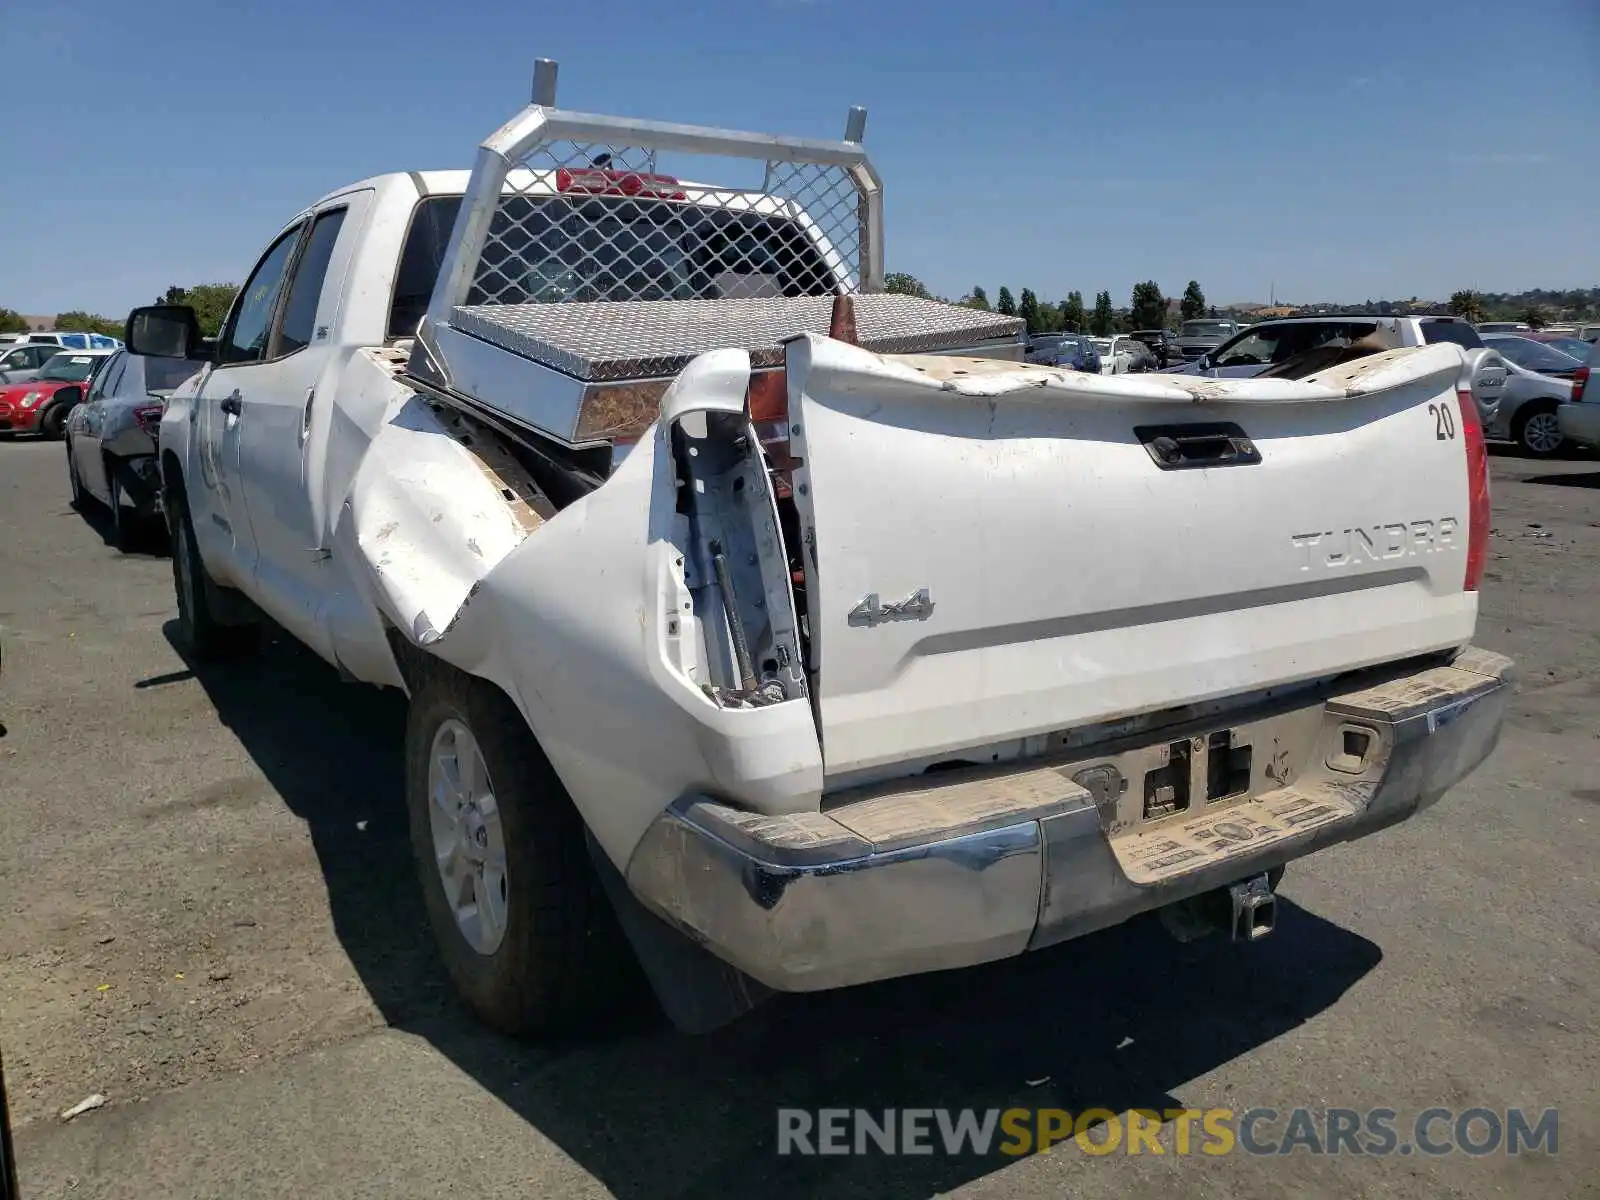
<box><xmin>1</xmin><ymin>435</ymin><xmax>1597</xmax><ymax>1198</ymax></box>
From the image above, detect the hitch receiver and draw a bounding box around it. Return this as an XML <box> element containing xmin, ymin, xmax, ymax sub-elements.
<box><xmin>1229</xmin><ymin>872</ymin><xmax>1277</xmax><ymax>941</ymax></box>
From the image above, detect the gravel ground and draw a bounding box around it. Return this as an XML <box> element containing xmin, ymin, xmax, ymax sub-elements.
<box><xmin>1</xmin><ymin>435</ymin><xmax>1596</xmax><ymax>1198</ymax></box>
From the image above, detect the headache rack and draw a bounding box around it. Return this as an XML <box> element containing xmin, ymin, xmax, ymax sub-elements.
<box><xmin>408</xmin><ymin>59</ymin><xmax>1024</xmax><ymax>446</ymax></box>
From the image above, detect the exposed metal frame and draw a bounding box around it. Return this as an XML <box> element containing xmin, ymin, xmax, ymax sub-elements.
<box><xmin>424</xmin><ymin>59</ymin><xmax>884</xmax><ymax>331</ymax></box>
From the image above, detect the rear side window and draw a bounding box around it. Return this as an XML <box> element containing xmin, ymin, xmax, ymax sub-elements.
<box><xmin>277</xmin><ymin>207</ymin><xmax>348</xmax><ymax>355</ymax></box>
<box><xmin>1420</xmin><ymin>319</ymin><xmax>1482</xmax><ymax>349</ymax></box>
<box><xmin>389</xmin><ymin>194</ymin><xmax>463</xmax><ymax>341</ymax></box>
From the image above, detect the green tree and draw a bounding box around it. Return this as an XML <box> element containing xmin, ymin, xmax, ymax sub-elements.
<box><xmin>0</xmin><ymin>308</ymin><xmax>28</xmax><ymax>334</ymax></box>
<box><xmin>1180</xmin><ymin>280</ymin><xmax>1206</xmax><ymax>322</ymax></box>
<box><xmin>1522</xmin><ymin>304</ymin><xmax>1551</xmax><ymax>330</ymax></box>
<box><xmin>996</xmin><ymin>286</ymin><xmax>1016</xmax><ymax>317</ymax></box>
<box><xmin>54</xmin><ymin>310</ymin><xmax>124</xmax><ymax>337</ymax></box>
<box><xmin>159</xmin><ymin>283</ymin><xmax>239</xmax><ymax>337</ymax></box>
<box><xmin>1059</xmin><ymin>290</ymin><xmax>1086</xmax><ymax>332</ymax></box>
<box><xmin>1018</xmin><ymin>288</ymin><xmax>1042</xmax><ymax>333</ymax></box>
<box><xmin>968</xmin><ymin>285</ymin><xmax>990</xmax><ymax>311</ymax></box>
<box><xmin>884</xmin><ymin>272</ymin><xmax>931</xmax><ymax>299</ymax></box>
<box><xmin>1090</xmin><ymin>290</ymin><xmax>1115</xmax><ymax>336</ymax></box>
<box><xmin>1129</xmin><ymin>280</ymin><xmax>1166</xmax><ymax>330</ymax></box>
<box><xmin>1448</xmin><ymin>289</ymin><xmax>1484</xmax><ymax>323</ymax></box>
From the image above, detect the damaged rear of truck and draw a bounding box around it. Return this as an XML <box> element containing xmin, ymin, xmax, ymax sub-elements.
<box><xmin>150</xmin><ymin>64</ymin><xmax>1512</xmax><ymax>1035</ymax></box>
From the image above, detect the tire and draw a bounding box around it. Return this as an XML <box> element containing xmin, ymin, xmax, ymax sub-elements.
<box><xmin>106</xmin><ymin>456</ymin><xmax>132</xmax><ymax>552</ymax></box>
<box><xmin>1513</xmin><ymin>402</ymin><xmax>1566</xmax><ymax>458</ymax></box>
<box><xmin>405</xmin><ymin>669</ymin><xmax>638</xmax><ymax>1036</ymax></box>
<box><xmin>166</xmin><ymin>487</ymin><xmax>257</xmax><ymax>660</ymax></box>
<box><xmin>66</xmin><ymin>439</ymin><xmax>87</xmax><ymax>510</ymax></box>
<box><xmin>38</xmin><ymin>402</ymin><xmax>68</xmax><ymax>441</ymax></box>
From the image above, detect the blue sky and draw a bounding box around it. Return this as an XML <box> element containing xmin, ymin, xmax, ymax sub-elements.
<box><xmin>5</xmin><ymin>0</ymin><xmax>1596</xmax><ymax>316</ymax></box>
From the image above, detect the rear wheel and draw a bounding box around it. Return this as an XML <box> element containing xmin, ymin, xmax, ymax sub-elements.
<box><xmin>167</xmin><ymin>487</ymin><xmax>256</xmax><ymax>660</ymax></box>
<box><xmin>65</xmin><ymin>439</ymin><xmax>86</xmax><ymax>510</ymax></box>
<box><xmin>405</xmin><ymin>669</ymin><xmax>638</xmax><ymax>1036</ymax></box>
<box><xmin>1514</xmin><ymin>403</ymin><xmax>1566</xmax><ymax>458</ymax></box>
<box><xmin>106</xmin><ymin>456</ymin><xmax>132</xmax><ymax>552</ymax></box>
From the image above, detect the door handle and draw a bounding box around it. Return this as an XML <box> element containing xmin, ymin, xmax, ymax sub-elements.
<box><xmin>300</xmin><ymin>387</ymin><xmax>315</xmax><ymax>443</ymax></box>
<box><xmin>219</xmin><ymin>390</ymin><xmax>242</xmax><ymax>417</ymax></box>
<box><xmin>1135</xmin><ymin>422</ymin><xmax>1262</xmax><ymax>470</ymax></box>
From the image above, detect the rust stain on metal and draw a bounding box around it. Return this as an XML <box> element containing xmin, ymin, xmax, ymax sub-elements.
<box><xmin>574</xmin><ymin>378</ymin><xmax>671</xmax><ymax>442</ymax></box>
<box><xmin>431</xmin><ymin>405</ymin><xmax>555</xmax><ymax>535</ymax></box>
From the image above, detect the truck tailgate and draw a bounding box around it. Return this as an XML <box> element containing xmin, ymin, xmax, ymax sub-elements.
<box><xmin>783</xmin><ymin>337</ymin><xmax>1480</xmax><ymax>781</ymax></box>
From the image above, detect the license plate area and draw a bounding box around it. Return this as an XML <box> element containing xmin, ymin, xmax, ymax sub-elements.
<box><xmin>1067</xmin><ymin>706</ymin><xmax>1328</xmax><ymax>836</ymax></box>
<box><xmin>1141</xmin><ymin>730</ymin><xmax>1256</xmax><ymax>820</ymax></box>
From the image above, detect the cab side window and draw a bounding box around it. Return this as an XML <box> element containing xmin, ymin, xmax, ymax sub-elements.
<box><xmin>219</xmin><ymin>224</ymin><xmax>305</xmax><ymax>366</ymax></box>
<box><xmin>276</xmin><ymin>208</ymin><xmax>348</xmax><ymax>356</ymax></box>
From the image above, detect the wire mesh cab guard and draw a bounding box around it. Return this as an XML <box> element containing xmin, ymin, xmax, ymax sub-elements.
<box><xmin>407</xmin><ymin>60</ymin><xmax>1022</xmax><ymax>448</ymax></box>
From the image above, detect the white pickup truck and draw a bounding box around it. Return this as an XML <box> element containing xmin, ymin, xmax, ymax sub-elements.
<box><xmin>131</xmin><ymin>65</ymin><xmax>1513</xmax><ymax>1036</ymax></box>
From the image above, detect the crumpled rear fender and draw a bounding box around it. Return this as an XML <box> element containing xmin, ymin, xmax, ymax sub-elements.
<box><xmin>345</xmin><ymin>356</ymin><xmax>823</xmax><ymax>871</ymax></box>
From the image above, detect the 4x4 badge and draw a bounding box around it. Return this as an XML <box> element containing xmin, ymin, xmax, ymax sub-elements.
<box><xmin>848</xmin><ymin>588</ymin><xmax>935</xmax><ymax>628</ymax></box>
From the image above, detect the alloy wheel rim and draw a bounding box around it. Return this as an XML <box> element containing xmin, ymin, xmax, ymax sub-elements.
<box><xmin>426</xmin><ymin>718</ymin><xmax>509</xmax><ymax>955</ymax></box>
<box><xmin>1524</xmin><ymin>412</ymin><xmax>1562</xmax><ymax>454</ymax></box>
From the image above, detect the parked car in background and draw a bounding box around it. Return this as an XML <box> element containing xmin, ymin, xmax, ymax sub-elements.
<box><xmin>1164</xmin><ymin>315</ymin><xmax>1507</xmax><ymax>430</ymax></box>
<box><xmin>65</xmin><ymin>349</ymin><xmax>199</xmax><ymax>548</ymax></box>
<box><xmin>1129</xmin><ymin>328</ymin><xmax>1182</xmax><ymax>368</ymax></box>
<box><xmin>1484</xmin><ymin>334</ymin><xmax>1586</xmax><ymax>380</ymax></box>
<box><xmin>1051</xmin><ymin>333</ymin><xmax>1102</xmax><ymax>373</ymax></box>
<box><xmin>1090</xmin><ymin>334</ymin><xmax>1152</xmax><ymax>374</ymax></box>
<box><xmin>0</xmin><ymin>349</ymin><xmax>114</xmax><ymax>438</ymax></box>
<box><xmin>1478</xmin><ymin>322</ymin><xmax>1532</xmax><ymax>334</ymax></box>
<box><xmin>1579</xmin><ymin>323</ymin><xmax>1600</xmax><ymax>344</ymax></box>
<box><xmin>1167</xmin><ymin>315</ymin><xmax>1489</xmax><ymax>372</ymax></box>
<box><xmin>0</xmin><ymin>340</ymin><xmax>66</xmax><ymax>382</ymax></box>
<box><xmin>8</xmin><ymin>331</ymin><xmax>123</xmax><ymax>351</ymax></box>
<box><xmin>1175</xmin><ymin>318</ymin><xmax>1241</xmax><ymax>362</ymax></box>
<box><xmin>1556</xmin><ymin>339</ymin><xmax>1599</xmax><ymax>450</ymax></box>
<box><xmin>1024</xmin><ymin>333</ymin><xmax>1065</xmax><ymax>365</ymax></box>
<box><xmin>1479</xmin><ymin>334</ymin><xmax>1585</xmax><ymax>456</ymax></box>
<box><xmin>1524</xmin><ymin>333</ymin><xmax>1594</xmax><ymax>360</ymax></box>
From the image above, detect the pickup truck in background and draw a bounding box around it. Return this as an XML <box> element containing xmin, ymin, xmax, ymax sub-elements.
<box><xmin>1175</xmin><ymin>317</ymin><xmax>1241</xmax><ymax>362</ymax></box>
<box><xmin>1166</xmin><ymin>315</ymin><xmax>1510</xmax><ymax>435</ymax></box>
<box><xmin>131</xmin><ymin>65</ymin><xmax>1513</xmax><ymax>1038</ymax></box>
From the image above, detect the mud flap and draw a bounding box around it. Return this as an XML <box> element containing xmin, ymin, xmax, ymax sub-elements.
<box><xmin>585</xmin><ymin>831</ymin><xmax>773</xmax><ymax>1034</ymax></box>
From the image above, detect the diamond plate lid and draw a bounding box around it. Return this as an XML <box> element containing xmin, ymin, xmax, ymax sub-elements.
<box><xmin>442</xmin><ymin>294</ymin><xmax>1025</xmax><ymax>382</ymax></box>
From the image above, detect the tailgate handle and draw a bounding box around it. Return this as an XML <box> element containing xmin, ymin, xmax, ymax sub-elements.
<box><xmin>1135</xmin><ymin>422</ymin><xmax>1261</xmax><ymax>470</ymax></box>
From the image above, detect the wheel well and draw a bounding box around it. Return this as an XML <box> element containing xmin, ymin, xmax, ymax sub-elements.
<box><xmin>160</xmin><ymin>450</ymin><xmax>185</xmax><ymax>509</ymax></box>
<box><xmin>1514</xmin><ymin>398</ymin><xmax>1558</xmax><ymax>424</ymax></box>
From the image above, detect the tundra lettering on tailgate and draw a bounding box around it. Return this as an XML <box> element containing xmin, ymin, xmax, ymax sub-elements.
<box><xmin>1291</xmin><ymin>519</ymin><xmax>1458</xmax><ymax>571</ymax></box>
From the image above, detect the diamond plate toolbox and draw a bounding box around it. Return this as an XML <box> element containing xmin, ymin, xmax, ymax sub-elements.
<box><xmin>447</xmin><ymin>294</ymin><xmax>1026</xmax><ymax>383</ymax></box>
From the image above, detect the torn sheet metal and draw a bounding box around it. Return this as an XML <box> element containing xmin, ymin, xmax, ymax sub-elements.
<box><xmin>346</xmin><ymin>395</ymin><xmax>553</xmax><ymax>645</ymax></box>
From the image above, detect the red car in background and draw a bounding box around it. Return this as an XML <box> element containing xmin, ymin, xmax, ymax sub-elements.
<box><xmin>0</xmin><ymin>349</ymin><xmax>114</xmax><ymax>438</ymax></box>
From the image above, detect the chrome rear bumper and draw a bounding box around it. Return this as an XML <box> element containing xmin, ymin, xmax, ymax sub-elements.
<box><xmin>624</xmin><ymin>647</ymin><xmax>1514</xmax><ymax>993</ymax></box>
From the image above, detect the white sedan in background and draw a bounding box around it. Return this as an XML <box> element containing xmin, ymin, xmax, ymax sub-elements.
<box><xmin>1089</xmin><ymin>335</ymin><xmax>1156</xmax><ymax>375</ymax></box>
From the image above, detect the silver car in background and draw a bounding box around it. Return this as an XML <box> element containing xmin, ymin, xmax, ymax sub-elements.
<box><xmin>1480</xmin><ymin>334</ymin><xmax>1586</xmax><ymax>457</ymax></box>
<box><xmin>64</xmin><ymin>349</ymin><xmax>201</xmax><ymax>550</ymax></box>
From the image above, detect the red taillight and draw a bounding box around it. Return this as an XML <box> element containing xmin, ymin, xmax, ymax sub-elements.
<box><xmin>134</xmin><ymin>403</ymin><xmax>163</xmax><ymax>439</ymax></box>
<box><xmin>1458</xmin><ymin>388</ymin><xmax>1490</xmax><ymax>592</ymax></box>
<box><xmin>1573</xmin><ymin>365</ymin><xmax>1590</xmax><ymax>404</ymax></box>
<box><xmin>554</xmin><ymin>166</ymin><xmax>686</xmax><ymax>200</ymax></box>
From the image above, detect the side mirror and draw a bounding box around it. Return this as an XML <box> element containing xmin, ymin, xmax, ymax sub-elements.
<box><xmin>125</xmin><ymin>305</ymin><xmax>208</xmax><ymax>361</ymax></box>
